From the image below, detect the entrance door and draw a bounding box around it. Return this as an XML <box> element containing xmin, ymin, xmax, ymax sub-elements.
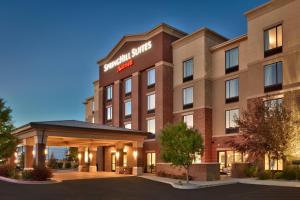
<box><xmin>218</xmin><ymin>151</ymin><xmax>226</xmax><ymax>171</ymax></box>
<box><xmin>111</xmin><ymin>153</ymin><xmax>116</xmax><ymax>172</ymax></box>
<box><xmin>218</xmin><ymin>150</ymin><xmax>244</xmax><ymax>174</ymax></box>
<box><xmin>146</xmin><ymin>152</ymin><xmax>156</xmax><ymax>173</ymax></box>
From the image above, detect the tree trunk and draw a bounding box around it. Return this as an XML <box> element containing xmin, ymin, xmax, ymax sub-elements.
<box><xmin>186</xmin><ymin>166</ymin><xmax>189</xmax><ymax>184</ymax></box>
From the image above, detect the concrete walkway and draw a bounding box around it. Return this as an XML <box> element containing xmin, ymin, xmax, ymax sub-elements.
<box><xmin>52</xmin><ymin>170</ymin><xmax>132</xmax><ymax>181</ymax></box>
<box><xmin>141</xmin><ymin>174</ymin><xmax>300</xmax><ymax>189</ymax></box>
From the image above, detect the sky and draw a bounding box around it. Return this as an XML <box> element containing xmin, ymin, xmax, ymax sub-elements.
<box><xmin>0</xmin><ymin>0</ymin><xmax>269</xmax><ymax>127</ymax></box>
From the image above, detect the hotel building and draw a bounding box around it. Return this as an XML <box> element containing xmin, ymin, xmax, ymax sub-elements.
<box><xmin>13</xmin><ymin>0</ymin><xmax>300</xmax><ymax>179</ymax></box>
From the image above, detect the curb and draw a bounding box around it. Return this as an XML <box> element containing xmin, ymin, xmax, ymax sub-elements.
<box><xmin>0</xmin><ymin>176</ymin><xmax>61</xmax><ymax>185</ymax></box>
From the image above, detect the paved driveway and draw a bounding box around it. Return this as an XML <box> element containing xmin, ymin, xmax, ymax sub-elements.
<box><xmin>1</xmin><ymin>177</ymin><xmax>300</xmax><ymax>200</ymax></box>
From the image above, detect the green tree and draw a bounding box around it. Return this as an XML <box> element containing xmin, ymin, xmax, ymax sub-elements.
<box><xmin>0</xmin><ymin>98</ymin><xmax>17</xmax><ymax>160</ymax></box>
<box><xmin>67</xmin><ymin>147</ymin><xmax>78</xmax><ymax>162</ymax></box>
<box><xmin>159</xmin><ymin>122</ymin><xmax>204</xmax><ymax>184</ymax></box>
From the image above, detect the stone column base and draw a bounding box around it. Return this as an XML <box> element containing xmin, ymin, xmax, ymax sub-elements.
<box><xmin>133</xmin><ymin>167</ymin><xmax>143</xmax><ymax>176</ymax></box>
<box><xmin>78</xmin><ymin>165</ymin><xmax>83</xmax><ymax>172</ymax></box>
<box><xmin>89</xmin><ymin>165</ymin><xmax>97</xmax><ymax>173</ymax></box>
<box><xmin>115</xmin><ymin>166</ymin><xmax>121</xmax><ymax>174</ymax></box>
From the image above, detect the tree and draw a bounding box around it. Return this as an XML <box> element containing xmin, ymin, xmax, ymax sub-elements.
<box><xmin>227</xmin><ymin>99</ymin><xmax>295</xmax><ymax>170</ymax></box>
<box><xmin>159</xmin><ymin>122</ymin><xmax>204</xmax><ymax>184</ymax></box>
<box><xmin>0</xmin><ymin>98</ymin><xmax>17</xmax><ymax>160</ymax></box>
<box><xmin>67</xmin><ymin>147</ymin><xmax>78</xmax><ymax>162</ymax></box>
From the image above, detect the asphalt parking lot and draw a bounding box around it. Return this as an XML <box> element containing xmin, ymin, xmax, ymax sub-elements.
<box><xmin>1</xmin><ymin>177</ymin><xmax>300</xmax><ymax>200</ymax></box>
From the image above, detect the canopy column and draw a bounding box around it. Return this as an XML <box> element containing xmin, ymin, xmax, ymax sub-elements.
<box><xmin>132</xmin><ymin>141</ymin><xmax>144</xmax><ymax>176</ymax></box>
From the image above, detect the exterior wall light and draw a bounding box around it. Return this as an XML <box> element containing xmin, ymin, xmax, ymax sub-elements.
<box><xmin>32</xmin><ymin>150</ymin><xmax>36</xmax><ymax>156</ymax></box>
<box><xmin>123</xmin><ymin>146</ymin><xmax>128</xmax><ymax>153</ymax></box>
<box><xmin>44</xmin><ymin>148</ymin><xmax>48</xmax><ymax>155</ymax></box>
<box><xmin>116</xmin><ymin>151</ymin><xmax>120</xmax><ymax>159</ymax></box>
<box><xmin>78</xmin><ymin>153</ymin><xmax>82</xmax><ymax>160</ymax></box>
<box><xmin>133</xmin><ymin>150</ymin><xmax>138</xmax><ymax>159</ymax></box>
<box><xmin>89</xmin><ymin>153</ymin><xmax>93</xmax><ymax>161</ymax></box>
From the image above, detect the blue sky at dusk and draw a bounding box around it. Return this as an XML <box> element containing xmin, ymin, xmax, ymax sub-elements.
<box><xmin>0</xmin><ymin>0</ymin><xmax>269</xmax><ymax>127</ymax></box>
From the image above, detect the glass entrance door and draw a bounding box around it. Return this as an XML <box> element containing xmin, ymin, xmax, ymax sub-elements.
<box><xmin>146</xmin><ymin>152</ymin><xmax>156</xmax><ymax>173</ymax></box>
<box><xmin>111</xmin><ymin>153</ymin><xmax>116</xmax><ymax>172</ymax></box>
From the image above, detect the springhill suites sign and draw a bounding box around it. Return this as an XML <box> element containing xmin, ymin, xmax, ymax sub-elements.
<box><xmin>103</xmin><ymin>41</ymin><xmax>152</xmax><ymax>72</ymax></box>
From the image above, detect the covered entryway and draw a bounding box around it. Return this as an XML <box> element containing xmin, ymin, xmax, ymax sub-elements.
<box><xmin>12</xmin><ymin>120</ymin><xmax>148</xmax><ymax>176</ymax></box>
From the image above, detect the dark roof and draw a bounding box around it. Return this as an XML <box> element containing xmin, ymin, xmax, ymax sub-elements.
<box><xmin>15</xmin><ymin>120</ymin><xmax>150</xmax><ymax>136</ymax></box>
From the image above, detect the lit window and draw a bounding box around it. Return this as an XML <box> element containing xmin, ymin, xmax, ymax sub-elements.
<box><xmin>147</xmin><ymin>94</ymin><xmax>155</xmax><ymax>111</ymax></box>
<box><xmin>124</xmin><ymin>123</ymin><xmax>132</xmax><ymax>129</ymax></box>
<box><xmin>183</xmin><ymin>114</ymin><xmax>193</xmax><ymax>128</ymax></box>
<box><xmin>225</xmin><ymin>47</ymin><xmax>239</xmax><ymax>73</ymax></box>
<box><xmin>183</xmin><ymin>59</ymin><xmax>193</xmax><ymax>81</ymax></box>
<box><xmin>264</xmin><ymin>25</ymin><xmax>282</xmax><ymax>57</ymax></box>
<box><xmin>183</xmin><ymin>87</ymin><xmax>193</xmax><ymax>108</ymax></box>
<box><xmin>147</xmin><ymin>118</ymin><xmax>155</xmax><ymax>134</ymax></box>
<box><xmin>124</xmin><ymin>100</ymin><xmax>132</xmax><ymax>117</ymax></box>
<box><xmin>125</xmin><ymin>78</ymin><xmax>132</xmax><ymax>95</ymax></box>
<box><xmin>264</xmin><ymin>62</ymin><xmax>282</xmax><ymax>92</ymax></box>
<box><xmin>225</xmin><ymin>109</ymin><xmax>239</xmax><ymax>134</ymax></box>
<box><xmin>193</xmin><ymin>152</ymin><xmax>201</xmax><ymax>164</ymax></box>
<box><xmin>147</xmin><ymin>68</ymin><xmax>155</xmax><ymax>86</ymax></box>
<box><xmin>106</xmin><ymin>106</ymin><xmax>112</xmax><ymax>121</ymax></box>
<box><xmin>106</xmin><ymin>85</ymin><xmax>113</xmax><ymax>101</ymax></box>
<box><xmin>226</xmin><ymin>78</ymin><xmax>239</xmax><ymax>103</ymax></box>
<box><xmin>123</xmin><ymin>153</ymin><xmax>128</xmax><ymax>167</ymax></box>
<box><xmin>265</xmin><ymin>154</ymin><xmax>283</xmax><ymax>170</ymax></box>
<box><xmin>92</xmin><ymin>116</ymin><xmax>95</xmax><ymax>123</ymax></box>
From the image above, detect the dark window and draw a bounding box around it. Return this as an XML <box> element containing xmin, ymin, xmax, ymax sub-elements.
<box><xmin>124</xmin><ymin>100</ymin><xmax>132</xmax><ymax>117</ymax></box>
<box><xmin>225</xmin><ymin>78</ymin><xmax>239</xmax><ymax>103</ymax></box>
<box><xmin>106</xmin><ymin>85</ymin><xmax>113</xmax><ymax>101</ymax></box>
<box><xmin>147</xmin><ymin>68</ymin><xmax>155</xmax><ymax>87</ymax></box>
<box><xmin>124</xmin><ymin>78</ymin><xmax>132</xmax><ymax>95</ymax></box>
<box><xmin>225</xmin><ymin>47</ymin><xmax>239</xmax><ymax>73</ymax></box>
<box><xmin>183</xmin><ymin>87</ymin><xmax>193</xmax><ymax>109</ymax></box>
<box><xmin>106</xmin><ymin>106</ymin><xmax>112</xmax><ymax>121</ymax></box>
<box><xmin>225</xmin><ymin>109</ymin><xmax>239</xmax><ymax>134</ymax></box>
<box><xmin>264</xmin><ymin>25</ymin><xmax>282</xmax><ymax>57</ymax></box>
<box><xmin>183</xmin><ymin>59</ymin><xmax>193</xmax><ymax>82</ymax></box>
<box><xmin>264</xmin><ymin>62</ymin><xmax>282</xmax><ymax>92</ymax></box>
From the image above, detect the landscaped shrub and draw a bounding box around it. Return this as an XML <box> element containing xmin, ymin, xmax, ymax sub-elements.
<box><xmin>23</xmin><ymin>167</ymin><xmax>53</xmax><ymax>181</ymax></box>
<box><xmin>0</xmin><ymin>164</ymin><xmax>16</xmax><ymax>178</ymax></box>
<box><xmin>57</xmin><ymin>162</ymin><xmax>63</xmax><ymax>169</ymax></box>
<box><xmin>274</xmin><ymin>171</ymin><xmax>284</xmax><ymax>179</ymax></box>
<box><xmin>65</xmin><ymin>162</ymin><xmax>72</xmax><ymax>169</ymax></box>
<box><xmin>244</xmin><ymin>165</ymin><xmax>257</xmax><ymax>177</ymax></box>
<box><xmin>22</xmin><ymin>170</ymin><xmax>33</xmax><ymax>180</ymax></box>
<box><xmin>258</xmin><ymin>170</ymin><xmax>272</xmax><ymax>180</ymax></box>
<box><xmin>281</xmin><ymin>168</ymin><xmax>298</xmax><ymax>180</ymax></box>
<box><xmin>47</xmin><ymin>154</ymin><xmax>58</xmax><ymax>169</ymax></box>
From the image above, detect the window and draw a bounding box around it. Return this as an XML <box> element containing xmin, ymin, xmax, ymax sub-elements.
<box><xmin>265</xmin><ymin>154</ymin><xmax>283</xmax><ymax>170</ymax></box>
<box><xmin>106</xmin><ymin>106</ymin><xmax>112</xmax><ymax>121</ymax></box>
<box><xmin>124</xmin><ymin>78</ymin><xmax>132</xmax><ymax>95</ymax></box>
<box><xmin>147</xmin><ymin>118</ymin><xmax>155</xmax><ymax>134</ymax></box>
<box><xmin>124</xmin><ymin>123</ymin><xmax>132</xmax><ymax>129</ymax></box>
<box><xmin>92</xmin><ymin>116</ymin><xmax>95</xmax><ymax>123</ymax></box>
<box><xmin>183</xmin><ymin>59</ymin><xmax>193</xmax><ymax>82</ymax></box>
<box><xmin>264</xmin><ymin>25</ymin><xmax>282</xmax><ymax>57</ymax></box>
<box><xmin>106</xmin><ymin>85</ymin><xmax>113</xmax><ymax>101</ymax></box>
<box><xmin>225</xmin><ymin>109</ymin><xmax>239</xmax><ymax>134</ymax></box>
<box><xmin>183</xmin><ymin>114</ymin><xmax>193</xmax><ymax>128</ymax></box>
<box><xmin>92</xmin><ymin>101</ymin><xmax>95</xmax><ymax>111</ymax></box>
<box><xmin>264</xmin><ymin>98</ymin><xmax>283</xmax><ymax>109</ymax></box>
<box><xmin>264</xmin><ymin>62</ymin><xmax>282</xmax><ymax>92</ymax></box>
<box><xmin>226</xmin><ymin>78</ymin><xmax>239</xmax><ymax>103</ymax></box>
<box><xmin>193</xmin><ymin>152</ymin><xmax>201</xmax><ymax>164</ymax></box>
<box><xmin>183</xmin><ymin>87</ymin><xmax>193</xmax><ymax>109</ymax></box>
<box><xmin>225</xmin><ymin>47</ymin><xmax>239</xmax><ymax>73</ymax></box>
<box><xmin>123</xmin><ymin>153</ymin><xmax>128</xmax><ymax>167</ymax></box>
<box><xmin>147</xmin><ymin>68</ymin><xmax>155</xmax><ymax>87</ymax></box>
<box><xmin>147</xmin><ymin>94</ymin><xmax>155</xmax><ymax>113</ymax></box>
<box><xmin>124</xmin><ymin>100</ymin><xmax>132</xmax><ymax>117</ymax></box>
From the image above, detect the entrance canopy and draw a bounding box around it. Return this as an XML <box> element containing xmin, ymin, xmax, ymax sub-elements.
<box><xmin>12</xmin><ymin>120</ymin><xmax>149</xmax><ymax>175</ymax></box>
<box><xmin>13</xmin><ymin>120</ymin><xmax>149</xmax><ymax>146</ymax></box>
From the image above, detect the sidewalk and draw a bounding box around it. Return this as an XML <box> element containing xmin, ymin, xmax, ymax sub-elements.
<box><xmin>140</xmin><ymin>174</ymin><xmax>300</xmax><ymax>189</ymax></box>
